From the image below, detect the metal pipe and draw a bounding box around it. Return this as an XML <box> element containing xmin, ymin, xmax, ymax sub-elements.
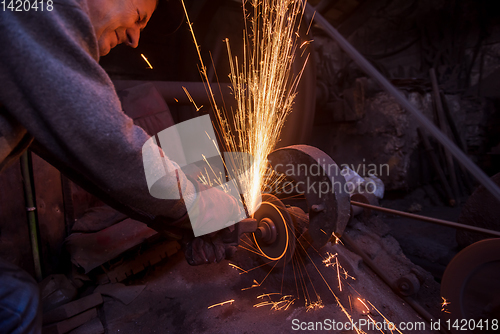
<box><xmin>304</xmin><ymin>4</ymin><xmax>500</xmax><ymax>203</ymax></box>
<box><xmin>351</xmin><ymin>200</ymin><xmax>500</xmax><ymax>237</ymax></box>
<box><xmin>20</xmin><ymin>151</ymin><xmax>43</xmax><ymax>281</ymax></box>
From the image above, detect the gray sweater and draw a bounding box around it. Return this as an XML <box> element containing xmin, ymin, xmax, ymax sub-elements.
<box><xmin>0</xmin><ymin>0</ymin><xmax>196</xmax><ymax>224</ymax></box>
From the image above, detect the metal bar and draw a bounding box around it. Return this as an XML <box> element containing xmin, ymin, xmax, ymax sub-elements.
<box><xmin>21</xmin><ymin>151</ymin><xmax>43</xmax><ymax>281</ymax></box>
<box><xmin>304</xmin><ymin>3</ymin><xmax>500</xmax><ymax>203</ymax></box>
<box><xmin>351</xmin><ymin>200</ymin><xmax>500</xmax><ymax>237</ymax></box>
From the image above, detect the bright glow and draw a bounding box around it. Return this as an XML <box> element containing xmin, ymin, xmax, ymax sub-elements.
<box><xmin>223</xmin><ymin>0</ymin><xmax>309</xmax><ymax>214</ymax></box>
<box><xmin>181</xmin><ymin>0</ymin><xmax>309</xmax><ymax>216</ymax></box>
<box><xmin>182</xmin><ymin>2</ymin><xmax>400</xmax><ymax>330</ymax></box>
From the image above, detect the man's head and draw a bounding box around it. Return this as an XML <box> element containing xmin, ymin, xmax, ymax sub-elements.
<box><xmin>86</xmin><ymin>0</ymin><xmax>158</xmax><ymax>56</ymax></box>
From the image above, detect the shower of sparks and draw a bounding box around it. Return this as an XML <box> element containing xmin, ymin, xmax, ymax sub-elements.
<box><xmin>207</xmin><ymin>299</ymin><xmax>235</xmax><ymax>309</ymax></box>
<box><xmin>224</xmin><ymin>0</ymin><xmax>310</xmax><ymax>214</ymax></box>
<box><xmin>241</xmin><ymin>257</ymin><xmax>281</xmax><ymax>291</ymax></box>
<box><xmin>141</xmin><ymin>54</ymin><xmax>153</xmax><ymax>69</ymax></box>
<box><xmin>181</xmin><ymin>1</ymin><xmax>400</xmax><ymax>331</ymax></box>
<box><xmin>181</xmin><ymin>0</ymin><xmax>310</xmax><ymax>215</ymax></box>
<box><xmin>441</xmin><ymin>297</ymin><xmax>451</xmax><ymax>314</ymax></box>
<box><xmin>254</xmin><ymin>294</ymin><xmax>295</xmax><ymax>310</ymax></box>
<box><xmin>196</xmin><ymin>132</ymin><xmax>240</xmax><ymax>196</ymax></box>
<box><xmin>305</xmin><ymin>298</ymin><xmax>324</xmax><ymax>312</ymax></box>
<box><xmin>235</xmin><ymin>228</ymin><xmax>399</xmax><ymax>334</ymax></box>
<box><xmin>323</xmin><ymin>252</ymin><xmax>355</xmax><ymax>291</ymax></box>
<box><xmin>198</xmin><ymin>154</ymin><xmax>229</xmax><ymax>192</ymax></box>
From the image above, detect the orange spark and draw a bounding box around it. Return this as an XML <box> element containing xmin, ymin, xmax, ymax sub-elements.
<box><xmin>257</xmin><ymin>293</ymin><xmax>282</xmax><ymax>299</ymax></box>
<box><xmin>357</xmin><ymin>297</ymin><xmax>370</xmax><ymax>314</ymax></box>
<box><xmin>441</xmin><ymin>297</ymin><xmax>451</xmax><ymax>314</ymax></box>
<box><xmin>242</xmin><ymin>279</ymin><xmax>261</xmax><ymax>291</ymax></box>
<box><xmin>366</xmin><ymin>300</ymin><xmax>403</xmax><ymax>334</ymax></box>
<box><xmin>181</xmin><ymin>0</ymin><xmax>310</xmax><ymax>215</ymax></box>
<box><xmin>306</xmin><ymin>299</ymin><xmax>324</xmax><ymax>312</ymax></box>
<box><xmin>367</xmin><ymin>314</ymin><xmax>386</xmax><ymax>334</ymax></box>
<box><xmin>329</xmin><ymin>233</ymin><xmax>343</xmax><ymax>245</ymax></box>
<box><xmin>140</xmin><ymin>54</ymin><xmax>153</xmax><ymax>69</ymax></box>
<box><xmin>207</xmin><ymin>299</ymin><xmax>235</xmax><ymax>309</ymax></box>
<box><xmin>253</xmin><ymin>294</ymin><xmax>295</xmax><ymax>311</ymax></box>
<box><xmin>336</xmin><ymin>256</ymin><xmax>342</xmax><ymax>291</ymax></box>
<box><xmin>296</xmin><ymin>240</ymin><xmax>362</xmax><ymax>333</ymax></box>
<box><xmin>229</xmin><ymin>263</ymin><xmax>248</xmax><ymax>274</ymax></box>
<box><xmin>323</xmin><ymin>252</ymin><xmax>355</xmax><ymax>291</ymax></box>
<box><xmin>182</xmin><ymin>87</ymin><xmax>203</xmax><ymax>112</ymax></box>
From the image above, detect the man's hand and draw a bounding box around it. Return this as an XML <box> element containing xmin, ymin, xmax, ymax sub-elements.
<box><xmin>184</xmin><ymin>229</ymin><xmax>238</xmax><ymax>265</ymax></box>
<box><xmin>182</xmin><ymin>178</ymin><xmax>246</xmax><ymax>265</ymax></box>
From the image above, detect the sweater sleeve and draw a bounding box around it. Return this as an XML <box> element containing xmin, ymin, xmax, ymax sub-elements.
<box><xmin>0</xmin><ymin>1</ymin><xmax>196</xmax><ymax>223</ymax></box>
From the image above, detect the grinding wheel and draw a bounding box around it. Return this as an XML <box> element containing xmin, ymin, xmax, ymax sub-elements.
<box><xmin>457</xmin><ymin>172</ymin><xmax>500</xmax><ymax>248</ymax></box>
<box><xmin>267</xmin><ymin>145</ymin><xmax>351</xmax><ymax>249</ymax></box>
<box><xmin>252</xmin><ymin>194</ymin><xmax>296</xmax><ymax>267</ymax></box>
<box><xmin>441</xmin><ymin>238</ymin><xmax>500</xmax><ymax>333</ymax></box>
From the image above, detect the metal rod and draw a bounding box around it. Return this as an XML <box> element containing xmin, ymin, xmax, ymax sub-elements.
<box><xmin>21</xmin><ymin>151</ymin><xmax>43</xmax><ymax>281</ymax></box>
<box><xmin>351</xmin><ymin>200</ymin><xmax>500</xmax><ymax>237</ymax></box>
<box><xmin>304</xmin><ymin>4</ymin><xmax>500</xmax><ymax>203</ymax></box>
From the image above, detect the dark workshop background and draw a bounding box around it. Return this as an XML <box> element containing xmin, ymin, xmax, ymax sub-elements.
<box><xmin>1</xmin><ymin>0</ymin><xmax>500</xmax><ymax>282</ymax></box>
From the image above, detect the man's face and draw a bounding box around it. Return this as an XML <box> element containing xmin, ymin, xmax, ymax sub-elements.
<box><xmin>87</xmin><ymin>0</ymin><xmax>157</xmax><ymax>56</ymax></box>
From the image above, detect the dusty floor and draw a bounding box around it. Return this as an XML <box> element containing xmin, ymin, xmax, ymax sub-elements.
<box><xmin>56</xmin><ymin>186</ymin><xmax>469</xmax><ymax>334</ymax></box>
<box><xmin>99</xmin><ymin>249</ymin><xmax>433</xmax><ymax>333</ymax></box>
<box><xmin>94</xmin><ymin>211</ymin><xmax>446</xmax><ymax>333</ymax></box>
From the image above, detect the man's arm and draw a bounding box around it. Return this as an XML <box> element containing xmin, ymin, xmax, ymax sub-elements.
<box><xmin>0</xmin><ymin>2</ymin><xmax>195</xmax><ymax>225</ymax></box>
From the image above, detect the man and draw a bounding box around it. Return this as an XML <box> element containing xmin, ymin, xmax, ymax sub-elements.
<box><xmin>0</xmin><ymin>0</ymin><xmax>240</xmax><ymax>332</ymax></box>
